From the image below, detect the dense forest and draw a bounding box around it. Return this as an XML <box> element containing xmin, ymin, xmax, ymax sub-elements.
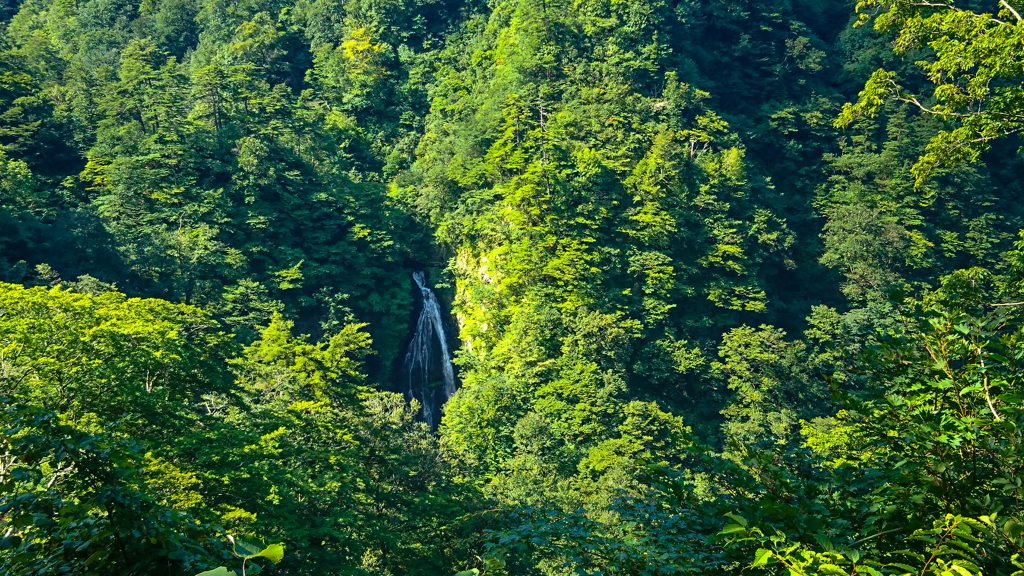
<box><xmin>1</xmin><ymin>0</ymin><xmax>1023</xmax><ymax>572</ymax></box>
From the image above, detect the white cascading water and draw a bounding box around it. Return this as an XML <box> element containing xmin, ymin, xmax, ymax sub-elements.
<box><xmin>405</xmin><ymin>271</ymin><xmax>457</xmax><ymax>427</ymax></box>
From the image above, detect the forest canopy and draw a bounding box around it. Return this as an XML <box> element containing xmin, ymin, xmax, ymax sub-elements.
<box><xmin>1</xmin><ymin>0</ymin><xmax>1024</xmax><ymax>574</ymax></box>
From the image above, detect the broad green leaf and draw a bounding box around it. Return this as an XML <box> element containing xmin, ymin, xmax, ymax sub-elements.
<box><xmin>482</xmin><ymin>555</ymin><xmax>506</xmax><ymax>571</ymax></box>
<box><xmin>83</xmin><ymin>550</ymin><xmax>105</xmax><ymax>566</ymax></box>
<box><xmin>0</xmin><ymin>536</ymin><xmax>22</xmax><ymax>551</ymax></box>
<box><xmin>253</xmin><ymin>543</ymin><xmax>284</xmax><ymax>564</ymax></box>
<box><xmin>813</xmin><ymin>534</ymin><xmax>835</xmax><ymax>553</ymax></box>
<box><xmin>750</xmin><ymin>549</ymin><xmax>772</xmax><ymax>568</ymax></box>
<box><xmin>11</xmin><ymin>514</ymin><xmax>33</xmax><ymax>528</ymax></box>
<box><xmin>724</xmin><ymin>513</ymin><xmax>748</xmax><ymax>528</ymax></box>
<box><xmin>719</xmin><ymin>524</ymin><xmax>747</xmax><ymax>535</ymax></box>
<box><xmin>232</xmin><ymin>537</ymin><xmax>265</xmax><ymax>558</ymax></box>
<box><xmin>948</xmin><ymin>565</ymin><xmax>976</xmax><ymax>576</ymax></box>
<box><xmin>195</xmin><ymin>568</ymin><xmax>236</xmax><ymax>576</ymax></box>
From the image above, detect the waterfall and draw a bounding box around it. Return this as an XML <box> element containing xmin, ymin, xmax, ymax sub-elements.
<box><xmin>404</xmin><ymin>271</ymin><xmax>457</xmax><ymax>427</ymax></box>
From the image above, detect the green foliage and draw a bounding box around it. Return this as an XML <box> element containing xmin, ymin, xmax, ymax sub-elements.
<box><xmin>0</xmin><ymin>0</ymin><xmax>422</xmax><ymax>369</ymax></box>
<box><xmin>0</xmin><ymin>402</ymin><xmax>230</xmax><ymax>576</ymax></box>
<box><xmin>837</xmin><ymin>0</ymin><xmax>1024</xmax><ymax>184</ymax></box>
<box><xmin>0</xmin><ymin>282</ymin><xmax>237</xmax><ymax>440</ymax></box>
<box><xmin>0</xmin><ymin>283</ymin><xmax>482</xmax><ymax>575</ymax></box>
<box><xmin>736</xmin><ymin>513</ymin><xmax>1000</xmax><ymax>576</ymax></box>
<box><xmin>194</xmin><ymin>536</ymin><xmax>285</xmax><ymax>576</ymax></box>
<box><xmin>714</xmin><ymin>324</ymin><xmax>828</xmax><ymax>446</ymax></box>
<box><xmin>478</xmin><ymin>247</ymin><xmax>1024</xmax><ymax>574</ymax></box>
<box><xmin>2</xmin><ymin>0</ymin><xmax>1024</xmax><ymax>575</ymax></box>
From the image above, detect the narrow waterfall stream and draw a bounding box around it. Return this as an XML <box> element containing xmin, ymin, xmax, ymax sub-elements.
<box><xmin>404</xmin><ymin>271</ymin><xmax>457</xmax><ymax>428</ymax></box>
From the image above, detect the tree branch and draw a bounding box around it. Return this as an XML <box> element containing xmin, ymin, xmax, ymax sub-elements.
<box><xmin>902</xmin><ymin>0</ymin><xmax>958</xmax><ymax>8</ymax></box>
<box><xmin>1001</xmin><ymin>0</ymin><xmax>1023</xmax><ymax>22</ymax></box>
<box><xmin>892</xmin><ymin>93</ymin><xmax>970</xmax><ymax>118</ymax></box>
<box><xmin>978</xmin><ymin>347</ymin><xmax>1002</xmax><ymax>422</ymax></box>
<box><xmin>851</xmin><ymin>527</ymin><xmax>904</xmax><ymax>545</ymax></box>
